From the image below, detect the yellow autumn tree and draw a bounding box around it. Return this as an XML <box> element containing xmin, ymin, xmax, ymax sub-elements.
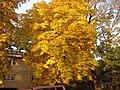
<box><xmin>0</xmin><ymin>0</ymin><xmax>28</xmax><ymax>79</ymax></box>
<box><xmin>23</xmin><ymin>0</ymin><xmax>98</xmax><ymax>85</ymax></box>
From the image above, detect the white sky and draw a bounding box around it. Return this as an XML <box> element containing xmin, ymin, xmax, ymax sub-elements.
<box><xmin>15</xmin><ymin>0</ymin><xmax>113</xmax><ymax>14</ymax></box>
<box><xmin>15</xmin><ymin>0</ymin><xmax>51</xmax><ymax>13</ymax></box>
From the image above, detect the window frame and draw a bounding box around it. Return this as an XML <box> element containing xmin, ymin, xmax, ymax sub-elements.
<box><xmin>5</xmin><ymin>74</ymin><xmax>16</xmax><ymax>81</ymax></box>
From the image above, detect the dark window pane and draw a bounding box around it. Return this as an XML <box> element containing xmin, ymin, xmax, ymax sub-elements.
<box><xmin>43</xmin><ymin>88</ymin><xmax>55</xmax><ymax>90</ymax></box>
<box><xmin>56</xmin><ymin>87</ymin><xmax>63</xmax><ymax>90</ymax></box>
<box><xmin>36</xmin><ymin>89</ymin><xmax>43</xmax><ymax>90</ymax></box>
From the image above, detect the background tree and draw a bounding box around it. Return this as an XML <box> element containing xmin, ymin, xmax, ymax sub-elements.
<box><xmin>97</xmin><ymin>0</ymin><xmax>120</xmax><ymax>72</ymax></box>
<box><xmin>0</xmin><ymin>0</ymin><xmax>29</xmax><ymax>79</ymax></box>
<box><xmin>87</xmin><ymin>0</ymin><xmax>120</xmax><ymax>89</ymax></box>
<box><xmin>22</xmin><ymin>0</ymin><xmax>98</xmax><ymax>86</ymax></box>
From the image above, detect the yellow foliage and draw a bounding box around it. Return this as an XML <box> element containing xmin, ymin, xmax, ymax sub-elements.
<box><xmin>0</xmin><ymin>34</ymin><xmax>8</xmax><ymax>43</ymax></box>
<box><xmin>24</xmin><ymin>0</ymin><xmax>98</xmax><ymax>85</ymax></box>
<box><xmin>33</xmin><ymin>23</ymin><xmax>41</xmax><ymax>30</ymax></box>
<box><xmin>77</xmin><ymin>74</ymin><xmax>82</xmax><ymax>80</ymax></box>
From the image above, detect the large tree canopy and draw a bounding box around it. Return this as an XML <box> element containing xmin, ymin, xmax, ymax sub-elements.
<box><xmin>22</xmin><ymin>0</ymin><xmax>98</xmax><ymax>85</ymax></box>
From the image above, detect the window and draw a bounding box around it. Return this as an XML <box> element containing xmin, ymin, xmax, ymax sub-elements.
<box><xmin>10</xmin><ymin>59</ymin><xmax>18</xmax><ymax>65</ymax></box>
<box><xmin>5</xmin><ymin>74</ymin><xmax>16</xmax><ymax>81</ymax></box>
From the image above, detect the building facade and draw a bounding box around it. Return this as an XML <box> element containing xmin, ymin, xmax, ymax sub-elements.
<box><xmin>0</xmin><ymin>54</ymin><xmax>32</xmax><ymax>89</ymax></box>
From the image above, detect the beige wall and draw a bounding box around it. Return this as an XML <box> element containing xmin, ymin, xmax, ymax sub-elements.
<box><xmin>2</xmin><ymin>60</ymin><xmax>32</xmax><ymax>88</ymax></box>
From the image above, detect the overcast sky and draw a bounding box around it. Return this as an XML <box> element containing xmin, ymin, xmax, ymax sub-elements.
<box><xmin>15</xmin><ymin>0</ymin><xmax>51</xmax><ymax>13</ymax></box>
<box><xmin>15</xmin><ymin>0</ymin><xmax>111</xmax><ymax>14</ymax></box>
